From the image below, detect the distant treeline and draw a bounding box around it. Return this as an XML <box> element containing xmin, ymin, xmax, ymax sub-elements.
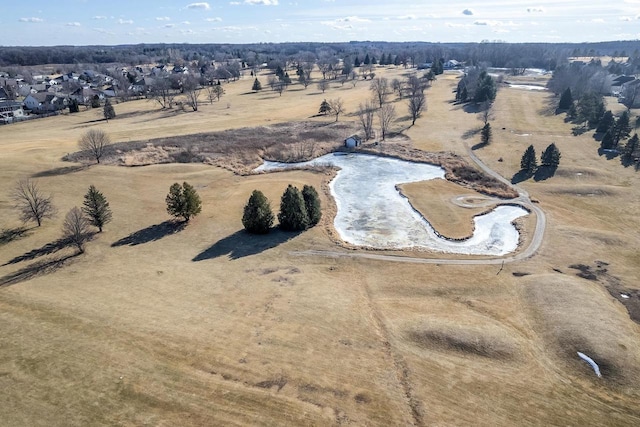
<box><xmin>1</xmin><ymin>40</ymin><xmax>639</xmax><ymax>69</ymax></box>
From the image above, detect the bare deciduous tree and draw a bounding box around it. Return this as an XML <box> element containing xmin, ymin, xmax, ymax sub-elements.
<box><xmin>317</xmin><ymin>80</ymin><xmax>329</xmax><ymax>93</ymax></box>
<box><xmin>62</xmin><ymin>207</ymin><xmax>91</xmax><ymax>253</ymax></box>
<box><xmin>408</xmin><ymin>92</ymin><xmax>426</xmax><ymax>125</ymax></box>
<box><xmin>391</xmin><ymin>78</ymin><xmax>403</xmax><ymax>98</ymax></box>
<box><xmin>79</xmin><ymin>129</ymin><xmax>111</xmax><ymax>164</ymax></box>
<box><xmin>327</xmin><ymin>98</ymin><xmax>345</xmax><ymax>122</ymax></box>
<box><xmin>478</xmin><ymin>100</ymin><xmax>494</xmax><ymax>125</ymax></box>
<box><xmin>12</xmin><ymin>179</ymin><xmax>56</xmax><ymax>227</ymax></box>
<box><xmin>377</xmin><ymin>103</ymin><xmax>396</xmax><ymax>140</ymax></box>
<box><xmin>183</xmin><ymin>77</ymin><xmax>202</xmax><ymax>111</ymax></box>
<box><xmin>370</xmin><ymin>77</ymin><xmax>390</xmax><ymax>108</ymax></box>
<box><xmin>148</xmin><ymin>78</ymin><xmax>175</xmax><ymax>109</ymax></box>
<box><xmin>357</xmin><ymin>101</ymin><xmax>375</xmax><ymax>141</ymax></box>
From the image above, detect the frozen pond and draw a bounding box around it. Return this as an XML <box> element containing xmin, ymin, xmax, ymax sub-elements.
<box><xmin>256</xmin><ymin>153</ymin><xmax>528</xmax><ymax>255</ymax></box>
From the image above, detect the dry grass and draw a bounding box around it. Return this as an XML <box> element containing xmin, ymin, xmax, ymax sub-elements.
<box><xmin>399</xmin><ymin>179</ymin><xmax>491</xmax><ymax>239</ymax></box>
<box><xmin>1</xmin><ymin>66</ymin><xmax>640</xmax><ymax>426</ymax></box>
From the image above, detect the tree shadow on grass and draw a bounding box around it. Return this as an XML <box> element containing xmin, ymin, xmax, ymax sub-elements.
<box><xmin>192</xmin><ymin>228</ymin><xmax>301</xmax><ymax>261</ymax></box>
<box><xmin>597</xmin><ymin>147</ymin><xmax>620</xmax><ymax>160</ymax></box>
<box><xmin>32</xmin><ymin>164</ymin><xmax>89</xmax><ymax>178</ymax></box>
<box><xmin>462</xmin><ymin>127</ymin><xmax>482</xmax><ymax>140</ymax></box>
<box><xmin>471</xmin><ymin>142</ymin><xmax>488</xmax><ymax>150</ymax></box>
<box><xmin>533</xmin><ymin>166</ymin><xmax>558</xmax><ymax>181</ymax></box>
<box><xmin>3</xmin><ymin>236</ymin><xmax>74</xmax><ymax>266</ymax></box>
<box><xmin>0</xmin><ymin>253</ymin><xmax>79</xmax><ymax>288</ymax></box>
<box><xmin>0</xmin><ymin>227</ymin><xmax>30</xmax><ymax>246</ymax></box>
<box><xmin>111</xmin><ymin>220</ymin><xmax>186</xmax><ymax>247</ymax></box>
<box><xmin>511</xmin><ymin>169</ymin><xmax>532</xmax><ymax>184</ymax></box>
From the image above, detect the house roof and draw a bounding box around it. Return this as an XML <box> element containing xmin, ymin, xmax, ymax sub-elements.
<box><xmin>0</xmin><ymin>100</ymin><xmax>23</xmax><ymax>109</ymax></box>
<box><xmin>612</xmin><ymin>75</ymin><xmax>635</xmax><ymax>86</ymax></box>
<box><xmin>27</xmin><ymin>92</ymin><xmax>58</xmax><ymax>103</ymax></box>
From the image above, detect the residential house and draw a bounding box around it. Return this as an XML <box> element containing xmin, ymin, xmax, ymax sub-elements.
<box><xmin>0</xmin><ymin>100</ymin><xmax>25</xmax><ymax>123</ymax></box>
<box><xmin>611</xmin><ymin>75</ymin><xmax>635</xmax><ymax>96</ymax></box>
<box><xmin>620</xmin><ymin>79</ymin><xmax>640</xmax><ymax>108</ymax></box>
<box><xmin>24</xmin><ymin>92</ymin><xmax>67</xmax><ymax>113</ymax></box>
<box><xmin>69</xmin><ymin>87</ymin><xmax>101</xmax><ymax>105</ymax></box>
<box><xmin>129</xmin><ymin>77</ymin><xmax>154</xmax><ymax>95</ymax></box>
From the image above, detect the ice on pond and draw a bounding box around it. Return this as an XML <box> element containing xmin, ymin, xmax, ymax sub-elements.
<box><xmin>255</xmin><ymin>153</ymin><xmax>528</xmax><ymax>255</ymax></box>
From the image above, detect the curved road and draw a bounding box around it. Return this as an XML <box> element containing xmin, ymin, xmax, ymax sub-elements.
<box><xmin>292</xmin><ymin>143</ymin><xmax>546</xmax><ymax>266</ymax></box>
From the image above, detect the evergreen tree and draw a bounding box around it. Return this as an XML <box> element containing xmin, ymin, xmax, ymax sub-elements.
<box><xmin>567</xmin><ymin>103</ymin><xmax>578</xmax><ymax>120</ymax></box>
<box><xmin>278</xmin><ymin>185</ymin><xmax>309</xmax><ymax>231</ymax></box>
<box><xmin>432</xmin><ymin>59</ymin><xmax>443</xmax><ymax>75</ymax></box>
<box><xmin>474</xmin><ymin>71</ymin><xmax>497</xmax><ymax>103</ymax></box>
<box><xmin>82</xmin><ymin>185</ymin><xmax>112</xmax><ymax>232</ymax></box>
<box><xmin>622</xmin><ymin>133</ymin><xmax>639</xmax><ymax>162</ymax></box>
<box><xmin>165</xmin><ymin>182</ymin><xmax>202</xmax><ymax>222</ymax></box>
<box><xmin>275</xmin><ymin>65</ymin><xmax>284</xmax><ymax>78</ymax></box>
<box><xmin>363</xmin><ymin>54</ymin><xmax>370</xmax><ymax>65</ymax></box>
<box><xmin>91</xmin><ymin>94</ymin><xmax>101</xmax><ymax>108</ymax></box>
<box><xmin>103</xmin><ymin>98</ymin><xmax>115</xmax><ymax>121</ymax></box>
<box><xmin>612</xmin><ymin>111</ymin><xmax>632</xmax><ymax>147</ymax></box>
<box><xmin>68</xmin><ymin>99</ymin><xmax>79</xmax><ymax>113</ymax></box>
<box><xmin>480</xmin><ymin>123</ymin><xmax>492</xmax><ymax>145</ymax></box>
<box><xmin>354</xmin><ymin>56</ymin><xmax>361</xmax><ymax>67</ymax></box>
<box><xmin>302</xmin><ymin>185</ymin><xmax>321</xmax><ymax>226</ymax></box>
<box><xmin>540</xmin><ymin>143</ymin><xmax>561</xmax><ymax>168</ymax></box>
<box><xmin>558</xmin><ymin>87</ymin><xmax>573</xmax><ymax>110</ymax></box>
<box><xmin>242</xmin><ymin>190</ymin><xmax>274</xmax><ymax>234</ymax></box>
<box><xmin>596</xmin><ymin>110</ymin><xmax>614</xmax><ymax>133</ymax></box>
<box><xmin>520</xmin><ymin>145</ymin><xmax>538</xmax><ymax>175</ymax></box>
<box><xmin>601</xmin><ymin>130</ymin><xmax>615</xmax><ymax>149</ymax></box>
<box><xmin>252</xmin><ymin>78</ymin><xmax>262</xmax><ymax>91</ymax></box>
<box><xmin>371</xmin><ymin>56</ymin><xmax>377</xmax><ymax>65</ymax></box>
<box><xmin>319</xmin><ymin>99</ymin><xmax>331</xmax><ymax>115</ymax></box>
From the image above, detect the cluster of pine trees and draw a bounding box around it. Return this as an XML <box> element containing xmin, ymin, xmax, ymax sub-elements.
<box><xmin>558</xmin><ymin>87</ymin><xmax>640</xmax><ymax>167</ymax></box>
<box><xmin>242</xmin><ymin>185</ymin><xmax>321</xmax><ymax>234</ymax></box>
<box><xmin>520</xmin><ymin>143</ymin><xmax>562</xmax><ymax>177</ymax></box>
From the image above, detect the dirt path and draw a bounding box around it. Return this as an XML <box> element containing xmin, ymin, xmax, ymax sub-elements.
<box><xmin>293</xmin><ymin>142</ymin><xmax>547</xmax><ymax>266</ymax></box>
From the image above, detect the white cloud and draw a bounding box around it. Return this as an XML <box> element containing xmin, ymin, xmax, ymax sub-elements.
<box><xmin>527</xmin><ymin>7</ymin><xmax>545</xmax><ymax>13</ymax></box>
<box><xmin>156</xmin><ymin>17</ymin><xmax>171</xmax><ymax>21</ymax></box>
<box><xmin>93</xmin><ymin>16</ymin><xmax>107</xmax><ymax>20</ymax></box>
<box><xmin>244</xmin><ymin>0</ymin><xmax>279</xmax><ymax>5</ymax></box>
<box><xmin>397</xmin><ymin>15</ymin><xmax>417</xmax><ymax>20</ymax></box>
<box><xmin>462</xmin><ymin>9</ymin><xmax>473</xmax><ymax>16</ymax></box>
<box><xmin>118</xmin><ymin>19</ymin><xmax>134</xmax><ymax>24</ymax></box>
<box><xmin>164</xmin><ymin>24</ymin><xmax>175</xmax><ymax>28</ymax></box>
<box><xmin>19</xmin><ymin>17</ymin><xmax>44</xmax><ymax>23</ymax></box>
<box><xmin>182</xmin><ymin>21</ymin><xmax>191</xmax><ymax>25</ymax></box>
<box><xmin>205</xmin><ymin>17</ymin><xmax>223</xmax><ymax>22</ymax></box>
<box><xmin>619</xmin><ymin>16</ymin><xmax>633</xmax><ymax>21</ymax></box>
<box><xmin>474</xmin><ymin>20</ymin><xmax>488</xmax><ymax>26</ymax></box>
<box><xmin>591</xmin><ymin>18</ymin><xmax>605</xmax><ymax>23</ymax></box>
<box><xmin>186</xmin><ymin>2</ymin><xmax>210</xmax><ymax>9</ymax></box>
<box><xmin>65</xmin><ymin>22</ymin><xmax>81</xmax><ymax>27</ymax></box>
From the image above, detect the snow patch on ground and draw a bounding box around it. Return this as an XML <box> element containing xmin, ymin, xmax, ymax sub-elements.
<box><xmin>508</xmin><ymin>84</ymin><xmax>547</xmax><ymax>91</ymax></box>
<box><xmin>256</xmin><ymin>153</ymin><xmax>528</xmax><ymax>255</ymax></box>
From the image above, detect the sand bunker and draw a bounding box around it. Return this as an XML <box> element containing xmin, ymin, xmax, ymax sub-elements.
<box><xmin>256</xmin><ymin>153</ymin><xmax>528</xmax><ymax>255</ymax></box>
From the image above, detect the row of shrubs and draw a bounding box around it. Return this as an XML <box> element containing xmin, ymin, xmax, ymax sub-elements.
<box><xmin>166</xmin><ymin>181</ymin><xmax>322</xmax><ymax>234</ymax></box>
<box><xmin>243</xmin><ymin>184</ymin><xmax>321</xmax><ymax>234</ymax></box>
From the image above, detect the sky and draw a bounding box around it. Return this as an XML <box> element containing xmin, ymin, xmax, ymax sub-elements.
<box><xmin>2</xmin><ymin>0</ymin><xmax>640</xmax><ymax>46</ymax></box>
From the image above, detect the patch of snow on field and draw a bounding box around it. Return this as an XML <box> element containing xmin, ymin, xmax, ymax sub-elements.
<box><xmin>508</xmin><ymin>84</ymin><xmax>547</xmax><ymax>91</ymax></box>
<box><xmin>256</xmin><ymin>153</ymin><xmax>528</xmax><ymax>255</ymax></box>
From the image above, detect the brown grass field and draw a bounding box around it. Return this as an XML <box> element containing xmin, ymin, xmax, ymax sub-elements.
<box><xmin>1</xmin><ymin>66</ymin><xmax>640</xmax><ymax>426</ymax></box>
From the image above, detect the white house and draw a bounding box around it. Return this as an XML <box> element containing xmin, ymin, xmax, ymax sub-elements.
<box><xmin>24</xmin><ymin>92</ymin><xmax>67</xmax><ymax>113</ymax></box>
<box><xmin>0</xmin><ymin>100</ymin><xmax>25</xmax><ymax>123</ymax></box>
